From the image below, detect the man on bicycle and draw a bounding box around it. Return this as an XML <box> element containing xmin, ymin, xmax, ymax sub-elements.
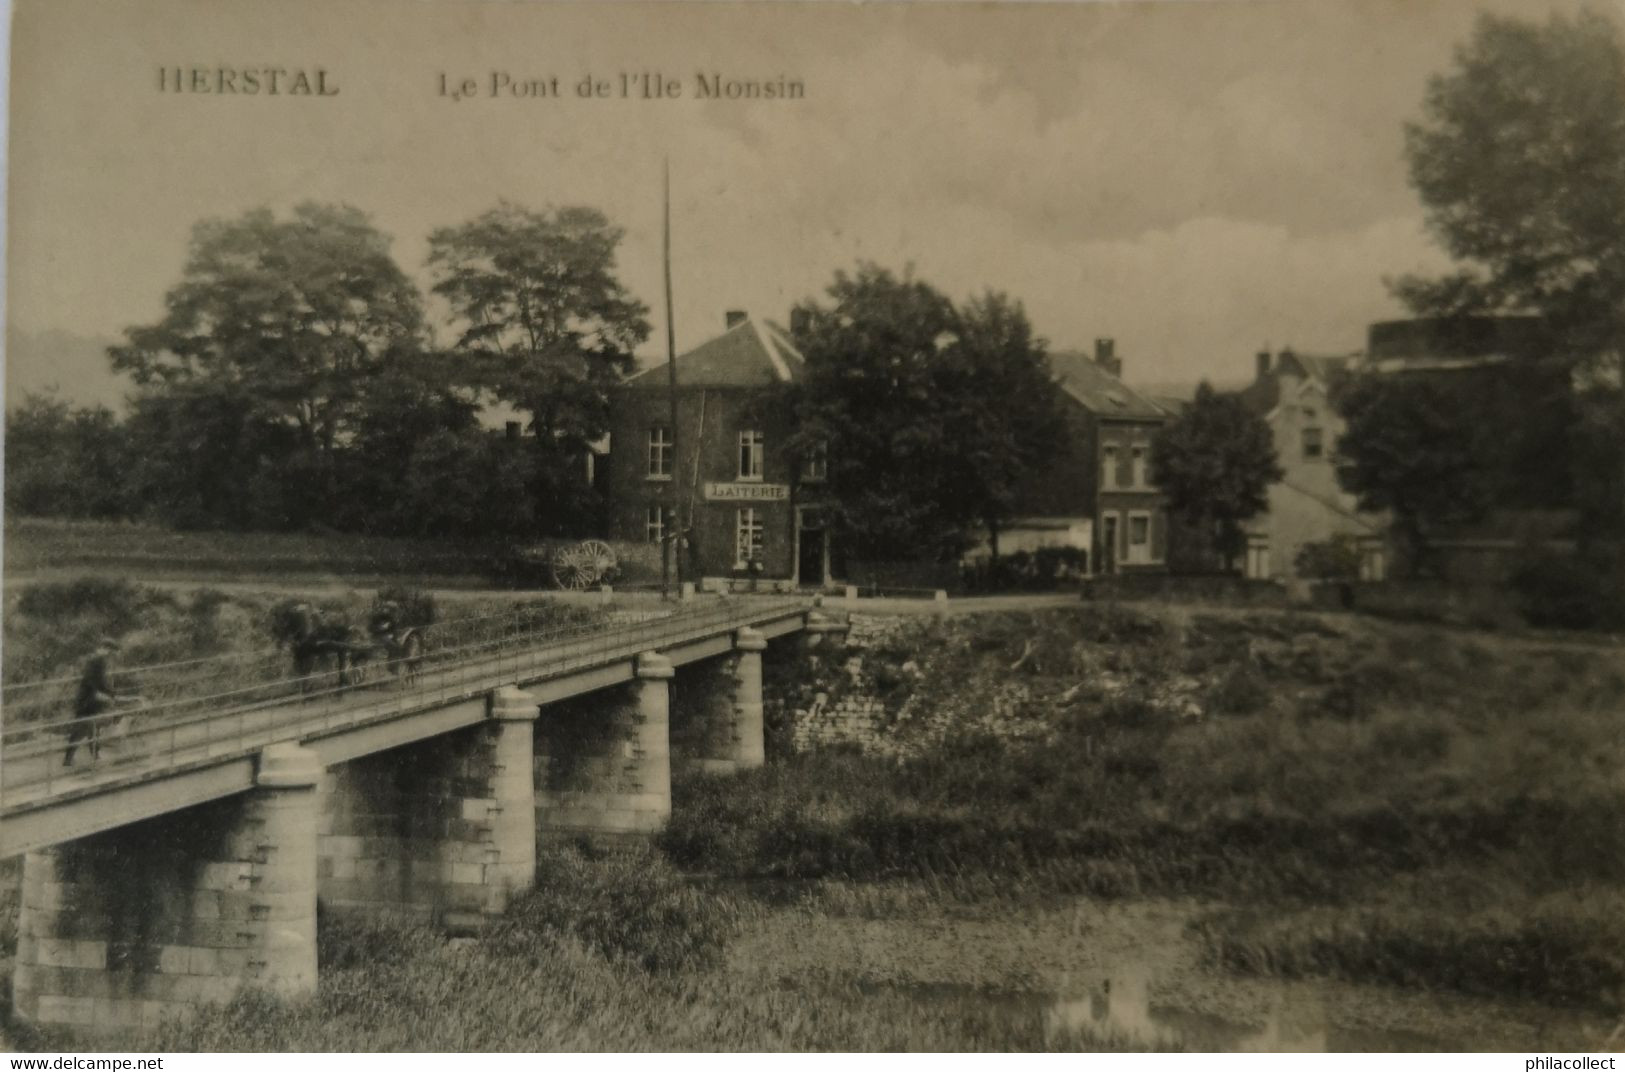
<box><xmin>64</xmin><ymin>637</ymin><xmax>139</xmax><ymax>767</ymax></box>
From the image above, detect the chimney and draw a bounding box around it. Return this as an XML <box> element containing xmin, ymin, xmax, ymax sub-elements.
<box><xmin>1095</xmin><ymin>337</ymin><xmax>1122</xmax><ymax>377</ymax></box>
<box><xmin>789</xmin><ymin>307</ymin><xmax>810</xmax><ymax>339</ymax></box>
<box><xmin>726</xmin><ymin>309</ymin><xmax>748</xmax><ymax>330</ymax></box>
<box><xmin>1256</xmin><ymin>349</ymin><xmax>1272</xmax><ymax>379</ymax></box>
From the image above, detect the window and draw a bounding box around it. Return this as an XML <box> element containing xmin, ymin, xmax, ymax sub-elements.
<box><xmin>801</xmin><ymin>440</ymin><xmax>828</xmax><ymax>483</ymax></box>
<box><xmin>1101</xmin><ymin>445</ymin><xmax>1119</xmax><ymax>489</ymax></box>
<box><xmin>1302</xmin><ymin>427</ymin><xmax>1323</xmax><ymax>460</ymax></box>
<box><xmin>738</xmin><ymin>429</ymin><xmax>764</xmax><ymax>481</ymax></box>
<box><xmin>735</xmin><ymin>508</ymin><xmax>764</xmax><ymax>566</ymax></box>
<box><xmin>645</xmin><ymin>505</ymin><xmax>665</xmax><ymax>544</ymax></box>
<box><xmin>1131</xmin><ymin>446</ymin><xmax>1149</xmax><ymax>488</ymax></box>
<box><xmin>647</xmin><ymin>426</ymin><xmax>672</xmax><ymax>479</ymax></box>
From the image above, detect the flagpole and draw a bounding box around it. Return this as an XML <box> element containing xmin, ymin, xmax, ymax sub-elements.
<box><xmin>663</xmin><ymin>157</ymin><xmax>681</xmax><ymax>596</ymax></box>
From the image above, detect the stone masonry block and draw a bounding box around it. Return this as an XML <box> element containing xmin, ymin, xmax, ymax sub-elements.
<box><xmin>35</xmin><ymin>995</ymin><xmax>97</xmax><ymax>1026</ymax></box>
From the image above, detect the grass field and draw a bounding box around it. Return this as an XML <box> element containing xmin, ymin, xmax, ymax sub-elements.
<box><xmin>3</xmin><ymin>518</ymin><xmax>664</xmax><ymax>587</ymax></box>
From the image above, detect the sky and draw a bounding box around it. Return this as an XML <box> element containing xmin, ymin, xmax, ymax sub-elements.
<box><xmin>2</xmin><ymin>0</ymin><xmax>1599</xmax><ymax>405</ymax></box>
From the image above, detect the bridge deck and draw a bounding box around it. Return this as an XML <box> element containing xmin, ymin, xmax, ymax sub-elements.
<box><xmin>1</xmin><ymin>594</ymin><xmax>811</xmax><ymax>857</ymax></box>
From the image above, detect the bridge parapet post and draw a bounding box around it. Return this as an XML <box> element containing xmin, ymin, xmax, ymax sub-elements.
<box><xmin>802</xmin><ymin>609</ymin><xmax>850</xmax><ymax>650</ymax></box>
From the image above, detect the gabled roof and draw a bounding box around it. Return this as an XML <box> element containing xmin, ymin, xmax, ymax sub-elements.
<box><xmin>623</xmin><ymin>316</ymin><xmax>804</xmax><ymax>390</ymax></box>
<box><xmin>1048</xmin><ymin>349</ymin><xmax>1167</xmax><ymax>421</ymax></box>
<box><xmin>1237</xmin><ymin>350</ymin><xmax>1359</xmax><ymax>416</ymax></box>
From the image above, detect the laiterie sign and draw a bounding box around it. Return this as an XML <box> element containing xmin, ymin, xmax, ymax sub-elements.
<box><xmin>704</xmin><ymin>482</ymin><xmax>790</xmax><ymax>502</ymax></box>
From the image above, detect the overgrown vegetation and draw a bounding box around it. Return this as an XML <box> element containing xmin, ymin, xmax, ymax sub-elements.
<box><xmin>490</xmin><ymin>847</ymin><xmax>740</xmax><ymax>973</ymax></box>
<box><xmin>138</xmin><ymin>859</ymin><xmax>1108</xmax><ymax>1052</ymax></box>
<box><xmin>670</xmin><ymin>605</ymin><xmax>1625</xmax><ymax>1009</ymax></box>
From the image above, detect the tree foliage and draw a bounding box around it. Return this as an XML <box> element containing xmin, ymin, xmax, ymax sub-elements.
<box><xmin>427</xmin><ymin>203</ymin><xmax>648</xmax><ymax>447</ymax></box>
<box><xmin>111</xmin><ymin>203</ymin><xmax>426</xmax><ymax>461</ymax></box>
<box><xmin>786</xmin><ymin>264</ymin><xmax>1066</xmax><ymax>562</ymax></box>
<box><xmin>1394</xmin><ymin>9</ymin><xmax>1625</xmax><ymax>536</ymax></box>
<box><xmin>428</xmin><ymin>203</ymin><xmax>650</xmax><ymax>537</ymax></box>
<box><xmin>1396</xmin><ymin>9</ymin><xmax>1625</xmax><ymax>357</ymax></box>
<box><xmin>78</xmin><ymin>201</ymin><xmax>563</xmax><ymax>538</ymax></box>
<box><xmin>4</xmin><ymin>392</ymin><xmax>131</xmax><ymax>519</ymax></box>
<box><xmin>1330</xmin><ymin>371</ymin><xmax>1501</xmax><ymax>565</ymax></box>
<box><xmin>1150</xmin><ymin>383</ymin><xmax>1282</xmax><ymax>566</ymax></box>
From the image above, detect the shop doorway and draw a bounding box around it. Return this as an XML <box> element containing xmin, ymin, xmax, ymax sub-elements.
<box><xmin>796</xmin><ymin>508</ymin><xmax>829</xmax><ymax>588</ymax></box>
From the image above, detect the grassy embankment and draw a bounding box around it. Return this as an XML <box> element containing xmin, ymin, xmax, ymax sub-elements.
<box><xmin>661</xmin><ymin>605</ymin><xmax>1625</xmax><ymax>1012</ymax></box>
<box><xmin>3</xmin><ymin>587</ymin><xmax>1622</xmax><ymax>1049</ymax></box>
<box><xmin>2</xmin><ymin>517</ymin><xmax>664</xmax><ymax>588</ymax></box>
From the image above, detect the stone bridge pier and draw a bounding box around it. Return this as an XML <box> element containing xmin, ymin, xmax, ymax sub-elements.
<box><xmin>11</xmin><ymin>744</ymin><xmax>320</xmax><ymax>1036</ymax></box>
<box><xmin>533</xmin><ymin>652</ymin><xmax>675</xmax><ymax>848</ymax></box>
<box><xmin>669</xmin><ymin>627</ymin><xmax>768</xmax><ymax>775</ymax></box>
<box><xmin>317</xmin><ymin>686</ymin><xmax>539</xmax><ymax>932</ymax></box>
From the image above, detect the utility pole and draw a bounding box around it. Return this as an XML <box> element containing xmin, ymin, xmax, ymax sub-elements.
<box><xmin>662</xmin><ymin>157</ymin><xmax>681</xmax><ymax>597</ymax></box>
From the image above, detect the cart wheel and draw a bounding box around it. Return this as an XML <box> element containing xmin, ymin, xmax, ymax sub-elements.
<box><xmin>578</xmin><ymin>539</ymin><xmax>618</xmax><ymax>584</ymax></box>
<box><xmin>551</xmin><ymin>544</ymin><xmax>593</xmax><ymax>590</ymax></box>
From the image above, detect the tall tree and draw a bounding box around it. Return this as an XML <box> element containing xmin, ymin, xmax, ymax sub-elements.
<box><xmin>787</xmin><ymin>264</ymin><xmax>1065</xmax><ymax>563</ymax></box>
<box><xmin>109</xmin><ymin>203</ymin><xmax>425</xmax><ymax>524</ymax></box>
<box><xmin>936</xmin><ymin>291</ymin><xmax>1068</xmax><ymax>559</ymax></box>
<box><xmin>112</xmin><ymin>203</ymin><xmax>425</xmax><ymax>458</ymax></box>
<box><xmin>1393</xmin><ymin>8</ymin><xmax>1625</xmax><ymax>534</ymax></box>
<box><xmin>1150</xmin><ymin>383</ymin><xmax>1282</xmax><ymax>569</ymax></box>
<box><xmin>427</xmin><ymin>202</ymin><xmax>650</xmax><ymax>535</ymax></box>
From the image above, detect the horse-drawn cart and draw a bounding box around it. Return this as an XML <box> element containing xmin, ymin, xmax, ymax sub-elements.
<box><xmin>270</xmin><ymin>600</ymin><xmax>426</xmax><ymax>691</ymax></box>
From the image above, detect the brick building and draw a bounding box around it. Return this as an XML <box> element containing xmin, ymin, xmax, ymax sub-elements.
<box><xmin>1011</xmin><ymin>339</ymin><xmax>1172</xmax><ymax>573</ymax></box>
<box><xmin>602</xmin><ymin>311</ymin><xmax>832</xmax><ymax>587</ymax></box>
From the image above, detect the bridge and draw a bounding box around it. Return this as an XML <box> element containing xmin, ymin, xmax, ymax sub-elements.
<box><xmin>0</xmin><ymin>590</ymin><xmax>847</xmax><ymax>1035</ymax></box>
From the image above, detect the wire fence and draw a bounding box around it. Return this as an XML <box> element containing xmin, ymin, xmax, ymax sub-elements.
<box><xmin>1</xmin><ymin>591</ymin><xmax>805</xmax><ymax>811</ymax></box>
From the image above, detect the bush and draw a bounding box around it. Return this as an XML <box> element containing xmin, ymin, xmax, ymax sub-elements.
<box><xmin>14</xmin><ymin>576</ymin><xmax>170</xmax><ymax>629</ymax></box>
<box><xmin>1509</xmin><ymin>549</ymin><xmax>1625</xmax><ymax>632</ymax></box>
<box><xmin>489</xmin><ymin>846</ymin><xmax>739</xmax><ymax>973</ymax></box>
<box><xmin>1294</xmin><ymin>534</ymin><xmax>1365</xmax><ymax>581</ymax></box>
<box><xmin>1206</xmin><ymin>661</ymin><xmax>1271</xmax><ymax>716</ymax></box>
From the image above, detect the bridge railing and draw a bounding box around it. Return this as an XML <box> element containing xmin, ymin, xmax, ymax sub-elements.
<box><xmin>0</xmin><ymin>592</ymin><xmax>804</xmax><ymax>810</ymax></box>
<box><xmin>0</xmin><ymin>590</ymin><xmax>680</xmax><ymax>727</ymax></box>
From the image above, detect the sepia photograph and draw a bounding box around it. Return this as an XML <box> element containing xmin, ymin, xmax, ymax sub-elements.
<box><xmin>1</xmin><ymin>0</ymin><xmax>1622</xmax><ymax>1055</ymax></box>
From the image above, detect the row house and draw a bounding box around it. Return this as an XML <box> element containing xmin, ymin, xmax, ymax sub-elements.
<box><xmin>1234</xmin><ymin>347</ymin><xmax>1386</xmax><ymax>581</ymax></box>
<box><xmin>1004</xmin><ymin>339</ymin><xmax>1173</xmax><ymax>573</ymax></box>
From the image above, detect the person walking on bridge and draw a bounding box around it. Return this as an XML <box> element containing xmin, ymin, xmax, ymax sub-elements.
<box><xmin>64</xmin><ymin>637</ymin><xmax>140</xmax><ymax>767</ymax></box>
